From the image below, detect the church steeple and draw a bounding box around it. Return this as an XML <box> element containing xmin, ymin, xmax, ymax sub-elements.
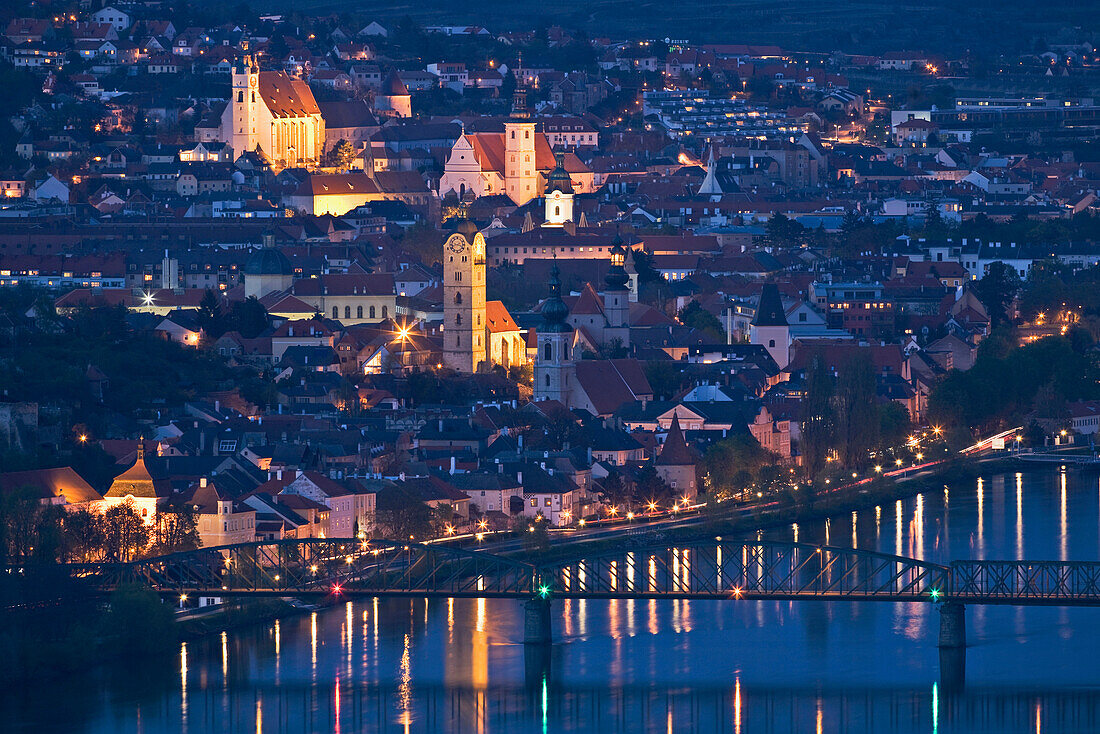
<box><xmin>534</xmin><ymin>263</ymin><xmax>576</xmax><ymax>405</ymax></box>
<box><xmin>543</xmin><ymin>148</ymin><xmax>574</xmax><ymax>227</ymax></box>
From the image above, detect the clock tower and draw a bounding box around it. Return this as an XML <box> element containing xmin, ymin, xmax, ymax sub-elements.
<box><xmin>443</xmin><ymin>216</ymin><xmax>486</xmax><ymax>373</ymax></box>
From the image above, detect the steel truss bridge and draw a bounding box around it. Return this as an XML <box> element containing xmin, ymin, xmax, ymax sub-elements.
<box><xmin>71</xmin><ymin>538</ymin><xmax>1100</xmax><ymax>607</ymax></box>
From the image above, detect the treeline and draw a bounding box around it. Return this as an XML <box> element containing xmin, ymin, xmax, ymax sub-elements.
<box><xmin>927</xmin><ymin>332</ymin><xmax>1100</xmax><ymax>436</ymax></box>
<box><xmin>0</xmin><ymin>491</ymin><xmax>200</xmax><ymax>566</ymax></box>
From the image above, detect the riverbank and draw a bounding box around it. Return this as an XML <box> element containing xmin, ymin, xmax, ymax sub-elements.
<box><xmin>525</xmin><ymin>454</ymin><xmax>1043</xmax><ymax>563</ymax></box>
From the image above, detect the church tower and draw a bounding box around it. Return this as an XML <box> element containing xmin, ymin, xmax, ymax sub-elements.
<box><xmin>751</xmin><ymin>282</ymin><xmax>790</xmax><ymax>369</ymax></box>
<box><xmin>542</xmin><ymin>148</ymin><xmax>574</xmax><ymax>227</ymax></box>
<box><xmin>443</xmin><ymin>214</ymin><xmax>487</xmax><ymax>372</ymax></box>
<box><xmin>229</xmin><ymin>55</ymin><xmax>260</xmax><ymax>158</ymax></box>
<box><xmin>534</xmin><ymin>264</ymin><xmax>576</xmax><ymax>404</ymax></box>
<box><xmin>603</xmin><ymin>240</ymin><xmax>631</xmax><ymax>347</ymax></box>
<box><xmin>504</xmin><ymin>121</ymin><xmax>537</xmax><ymax>206</ymax></box>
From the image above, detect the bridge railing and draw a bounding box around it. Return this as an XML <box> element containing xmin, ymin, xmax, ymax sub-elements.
<box><xmin>541</xmin><ymin>541</ymin><xmax>950</xmax><ymax>601</ymax></box>
<box><xmin>119</xmin><ymin>539</ymin><xmax>538</xmax><ymax>597</ymax></box>
<box><xmin>949</xmin><ymin>561</ymin><xmax>1100</xmax><ymax>603</ymax></box>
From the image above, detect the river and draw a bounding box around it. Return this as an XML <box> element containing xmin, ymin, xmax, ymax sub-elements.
<box><xmin>11</xmin><ymin>469</ymin><xmax>1100</xmax><ymax>733</ymax></box>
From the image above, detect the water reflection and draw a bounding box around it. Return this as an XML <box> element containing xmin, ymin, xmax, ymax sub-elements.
<box><xmin>10</xmin><ymin>470</ymin><xmax>1100</xmax><ymax>734</ymax></box>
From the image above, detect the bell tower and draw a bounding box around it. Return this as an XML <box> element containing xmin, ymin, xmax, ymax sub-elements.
<box><xmin>230</xmin><ymin>55</ymin><xmax>260</xmax><ymax>157</ymax></box>
<box><xmin>603</xmin><ymin>241</ymin><xmax>631</xmax><ymax>347</ymax></box>
<box><xmin>543</xmin><ymin>148</ymin><xmax>574</xmax><ymax>227</ymax></box>
<box><xmin>442</xmin><ymin>214</ymin><xmax>487</xmax><ymax>373</ymax></box>
<box><xmin>534</xmin><ymin>264</ymin><xmax>576</xmax><ymax>405</ymax></box>
<box><xmin>504</xmin><ymin>121</ymin><xmax>537</xmax><ymax>206</ymax></box>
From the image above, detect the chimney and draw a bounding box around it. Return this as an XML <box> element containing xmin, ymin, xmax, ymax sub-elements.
<box><xmin>276</xmin><ymin>469</ymin><xmax>282</xmax><ymax>480</ymax></box>
<box><xmin>214</xmin><ymin>400</ymin><xmax>220</xmax><ymax>412</ymax></box>
<box><xmin>498</xmin><ymin>463</ymin><xmax>504</xmax><ymax>474</ymax></box>
<box><xmin>587</xmin><ymin>446</ymin><xmax>593</xmax><ymax>464</ymax></box>
<box><xmin>449</xmin><ymin>456</ymin><xmax>456</xmax><ymax>475</ymax></box>
<box><xmin>200</xmin><ymin>477</ymin><xmax>207</xmax><ymax>487</ymax></box>
<box><xmin>517</xmin><ymin>471</ymin><xmax>523</xmax><ymax>485</ymax></box>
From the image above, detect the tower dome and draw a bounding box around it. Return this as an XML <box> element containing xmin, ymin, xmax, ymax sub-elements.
<box><xmin>541</xmin><ymin>264</ymin><xmax>571</xmax><ymax>332</ymax></box>
<box><xmin>545</xmin><ymin>148</ymin><xmax>573</xmax><ymax>195</ymax></box>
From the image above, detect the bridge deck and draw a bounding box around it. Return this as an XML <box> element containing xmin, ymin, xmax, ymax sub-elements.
<box><xmin>59</xmin><ymin>538</ymin><xmax>1100</xmax><ymax>608</ymax></box>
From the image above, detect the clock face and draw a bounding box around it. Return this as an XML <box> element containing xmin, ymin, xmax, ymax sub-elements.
<box><xmin>249</xmin><ymin>76</ymin><xmax>258</xmax><ymax>88</ymax></box>
<box><xmin>446</xmin><ymin>236</ymin><xmax>466</xmax><ymax>254</ymax></box>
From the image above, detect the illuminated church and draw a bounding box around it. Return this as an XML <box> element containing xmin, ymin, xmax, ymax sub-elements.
<box><xmin>439</xmin><ymin>120</ymin><xmax>595</xmax><ymax>206</ymax></box>
<box><xmin>219</xmin><ymin>55</ymin><xmax>326</xmax><ymax>168</ymax></box>
<box><xmin>442</xmin><ymin>213</ymin><xmax>527</xmax><ymax>373</ymax></box>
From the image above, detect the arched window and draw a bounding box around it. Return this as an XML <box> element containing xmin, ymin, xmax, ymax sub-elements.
<box><xmin>369</xmin><ymin>305</ymin><xmax>376</xmax><ymax>318</ymax></box>
<box><xmin>344</xmin><ymin>306</ymin><xmax>351</xmax><ymax>319</ymax></box>
<box><xmin>454</xmin><ymin>292</ymin><xmax>462</xmax><ymax>305</ymax></box>
<box><xmin>456</xmin><ymin>314</ymin><xmax>462</xmax><ymax>326</ymax></box>
<box><xmin>769</xmin><ymin>339</ymin><xmax>776</xmax><ymax>347</ymax></box>
<box><xmin>332</xmin><ymin>307</ymin><xmax>338</xmax><ymax>318</ymax></box>
<box><xmin>545</xmin><ymin>374</ymin><xmax>551</xmax><ymax>387</ymax></box>
<box><xmin>554</xmin><ymin>206</ymin><xmax>560</xmax><ymax>216</ymax></box>
<box><xmin>357</xmin><ymin>306</ymin><xmax>363</xmax><ymax>319</ymax></box>
<box><xmin>237</xmin><ymin>91</ymin><xmax>244</xmax><ymax>103</ymax></box>
<box><xmin>382</xmin><ymin>306</ymin><xmax>388</xmax><ymax>318</ymax></box>
<box><xmin>543</xmin><ymin>342</ymin><xmax>552</xmax><ymax>361</ymax></box>
<box><xmin>251</xmin><ymin>91</ymin><xmax>256</xmax><ymax>103</ymax></box>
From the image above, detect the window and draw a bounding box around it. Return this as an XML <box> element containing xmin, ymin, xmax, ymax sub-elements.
<box><xmin>769</xmin><ymin>339</ymin><xmax>776</xmax><ymax>347</ymax></box>
<box><xmin>332</xmin><ymin>307</ymin><xmax>338</xmax><ymax>318</ymax></box>
<box><xmin>456</xmin><ymin>314</ymin><xmax>462</xmax><ymax>326</ymax></box>
<box><xmin>369</xmin><ymin>305</ymin><xmax>376</xmax><ymax>318</ymax></box>
<box><xmin>382</xmin><ymin>306</ymin><xmax>387</xmax><ymax>318</ymax></box>
<box><xmin>344</xmin><ymin>306</ymin><xmax>351</xmax><ymax>319</ymax></box>
<box><xmin>545</xmin><ymin>374</ymin><xmax>550</xmax><ymax>387</ymax></box>
<box><xmin>454</xmin><ymin>292</ymin><xmax>462</xmax><ymax>305</ymax></box>
<box><xmin>218</xmin><ymin>439</ymin><xmax>236</xmax><ymax>452</ymax></box>
<box><xmin>544</xmin><ymin>498</ymin><xmax>552</xmax><ymax>507</ymax></box>
<box><xmin>357</xmin><ymin>306</ymin><xmax>363</xmax><ymax>319</ymax></box>
<box><xmin>530</xmin><ymin>498</ymin><xmax>537</xmax><ymax>507</ymax></box>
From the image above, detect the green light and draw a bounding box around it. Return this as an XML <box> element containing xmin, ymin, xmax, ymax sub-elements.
<box><xmin>930</xmin><ymin>588</ymin><xmax>941</xmax><ymax>600</ymax></box>
<box><xmin>538</xmin><ymin>585</ymin><xmax>550</xmax><ymax>598</ymax></box>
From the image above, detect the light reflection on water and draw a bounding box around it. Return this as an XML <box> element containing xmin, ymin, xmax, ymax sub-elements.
<box><xmin>11</xmin><ymin>469</ymin><xmax>1100</xmax><ymax>733</ymax></box>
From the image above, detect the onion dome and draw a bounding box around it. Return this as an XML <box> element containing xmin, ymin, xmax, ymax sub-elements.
<box><xmin>545</xmin><ymin>148</ymin><xmax>573</xmax><ymax>195</ymax></box>
<box><xmin>541</xmin><ymin>264</ymin><xmax>571</xmax><ymax>332</ymax></box>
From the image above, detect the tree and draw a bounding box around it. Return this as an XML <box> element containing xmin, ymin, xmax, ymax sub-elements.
<box><xmin>151</xmin><ymin>505</ymin><xmax>201</xmax><ymax>555</ymax></box>
<box><xmin>62</xmin><ymin>508</ymin><xmax>107</xmax><ymax>563</ymax></box>
<box><xmin>196</xmin><ymin>288</ymin><xmax>225</xmax><ymax>338</ymax></box>
<box><xmin>800</xmin><ymin>355</ymin><xmax>835</xmax><ymax>476</ymax></box>
<box><xmin>973</xmin><ymin>261</ymin><xmax>1022</xmax><ymax>327</ymax></box>
<box><xmin>102</xmin><ymin>500</ymin><xmax>150</xmax><ymax>562</ymax></box>
<box><xmin>227</xmin><ymin>296</ymin><xmax>269</xmax><ymax>338</ymax></box>
<box><xmin>326</xmin><ymin>139</ymin><xmax>356</xmax><ymax>169</ymax></box>
<box><xmin>678</xmin><ymin>300</ymin><xmax>725</xmax><ymax>341</ymax></box>
<box><xmin>833</xmin><ymin>354</ymin><xmax>879</xmax><ymax>468</ymax></box>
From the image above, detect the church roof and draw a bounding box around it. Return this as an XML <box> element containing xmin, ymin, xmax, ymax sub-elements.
<box><xmin>752</xmin><ymin>282</ymin><xmax>788</xmax><ymax>327</ymax></box>
<box><xmin>464</xmin><ymin>132</ymin><xmax>589</xmax><ymax>177</ymax></box>
<box><xmin>0</xmin><ymin>467</ymin><xmax>103</xmax><ymax>505</ymax></box>
<box><xmin>382</xmin><ymin>70</ymin><xmax>410</xmax><ymax>97</ymax></box>
<box><xmin>569</xmin><ymin>282</ymin><xmax>605</xmax><ymax>316</ymax></box>
<box><xmin>106</xmin><ymin>442</ymin><xmax>160</xmax><ymax>498</ymax></box>
<box><xmin>485</xmin><ymin>300</ymin><xmax>520</xmax><ymax>334</ymax></box>
<box><xmin>258</xmin><ymin>71</ymin><xmax>320</xmax><ymax>119</ymax></box>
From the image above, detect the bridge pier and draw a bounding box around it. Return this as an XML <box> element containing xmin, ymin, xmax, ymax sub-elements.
<box><xmin>939</xmin><ymin>647</ymin><xmax>966</xmax><ymax>692</ymax></box>
<box><xmin>937</xmin><ymin>602</ymin><xmax>966</xmax><ymax>648</ymax></box>
<box><xmin>523</xmin><ymin>597</ymin><xmax>552</xmax><ymax>645</ymax></box>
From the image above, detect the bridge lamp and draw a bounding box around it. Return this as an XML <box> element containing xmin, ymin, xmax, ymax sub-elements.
<box><xmin>345</xmin><ymin>555</ymin><xmax>353</xmax><ymax>564</ymax></box>
<box><xmin>332</xmin><ymin>583</ymin><xmax>343</xmax><ymax>595</ymax></box>
<box><xmin>731</xmin><ymin>586</ymin><xmax>742</xmax><ymax>598</ymax></box>
<box><xmin>626</xmin><ymin>511</ymin><xmax>635</xmax><ymax>520</ymax></box>
<box><xmin>930</xmin><ymin>588</ymin><xmax>941</xmax><ymax>601</ymax></box>
<box><xmin>647</xmin><ymin>502</ymin><xmax>657</xmax><ymax>512</ymax></box>
<box><xmin>851</xmin><ymin>472</ymin><xmax>857</xmax><ymax>479</ymax></box>
<box><xmin>78</xmin><ymin>434</ymin><xmax>88</xmax><ymax>443</ymax></box>
<box><xmin>538</xmin><ymin>585</ymin><xmax>551</xmax><ymax>599</ymax></box>
<box><xmin>179</xmin><ymin>593</ymin><xmax>187</xmax><ymax>603</ymax></box>
<box><xmin>875</xmin><ymin>465</ymin><xmax>882</xmax><ymax>473</ymax></box>
<box><xmin>310</xmin><ymin>564</ymin><xmax>318</xmax><ymax>574</ymax></box>
<box><xmin>274</xmin><ymin>574</ymin><xmax>280</xmax><ymax>581</ymax></box>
